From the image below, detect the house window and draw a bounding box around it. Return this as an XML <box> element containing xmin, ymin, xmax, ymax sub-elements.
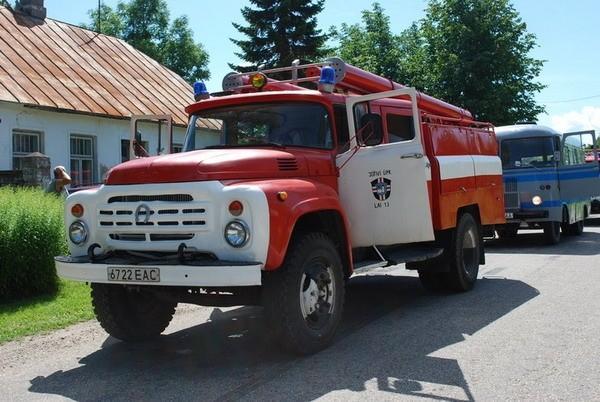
<box><xmin>12</xmin><ymin>129</ymin><xmax>43</xmax><ymax>170</ymax></box>
<box><xmin>70</xmin><ymin>135</ymin><xmax>96</xmax><ymax>186</ymax></box>
<box><xmin>172</xmin><ymin>143</ymin><xmax>183</xmax><ymax>153</ymax></box>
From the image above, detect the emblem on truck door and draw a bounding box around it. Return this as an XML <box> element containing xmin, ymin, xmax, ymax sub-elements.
<box><xmin>371</xmin><ymin>177</ymin><xmax>392</xmax><ymax>201</ymax></box>
<box><xmin>134</xmin><ymin>203</ymin><xmax>151</xmax><ymax>224</ymax></box>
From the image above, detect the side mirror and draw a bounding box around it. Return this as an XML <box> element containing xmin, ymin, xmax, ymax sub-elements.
<box><xmin>358</xmin><ymin>113</ymin><xmax>383</xmax><ymax>146</ymax></box>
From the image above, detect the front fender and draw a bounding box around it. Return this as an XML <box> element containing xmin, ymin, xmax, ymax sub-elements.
<box><xmin>246</xmin><ymin>179</ymin><xmax>352</xmax><ymax>270</ymax></box>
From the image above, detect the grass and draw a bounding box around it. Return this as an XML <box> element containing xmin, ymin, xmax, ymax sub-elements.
<box><xmin>0</xmin><ymin>186</ymin><xmax>67</xmax><ymax>300</ymax></box>
<box><xmin>0</xmin><ymin>279</ymin><xmax>94</xmax><ymax>344</ymax></box>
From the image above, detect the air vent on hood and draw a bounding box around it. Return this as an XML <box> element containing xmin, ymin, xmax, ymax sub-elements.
<box><xmin>277</xmin><ymin>158</ymin><xmax>299</xmax><ymax>171</ymax></box>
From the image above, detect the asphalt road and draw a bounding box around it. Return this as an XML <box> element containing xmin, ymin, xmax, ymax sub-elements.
<box><xmin>2</xmin><ymin>221</ymin><xmax>600</xmax><ymax>401</ymax></box>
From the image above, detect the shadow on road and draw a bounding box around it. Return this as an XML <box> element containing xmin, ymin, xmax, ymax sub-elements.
<box><xmin>29</xmin><ymin>276</ymin><xmax>538</xmax><ymax>401</ymax></box>
<box><xmin>486</xmin><ymin>229</ymin><xmax>600</xmax><ymax>256</ymax></box>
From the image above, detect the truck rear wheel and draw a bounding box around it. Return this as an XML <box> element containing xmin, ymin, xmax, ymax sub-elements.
<box><xmin>262</xmin><ymin>232</ymin><xmax>344</xmax><ymax>355</ymax></box>
<box><xmin>91</xmin><ymin>283</ymin><xmax>176</xmax><ymax>342</ymax></box>
<box><xmin>446</xmin><ymin>212</ymin><xmax>481</xmax><ymax>292</ymax></box>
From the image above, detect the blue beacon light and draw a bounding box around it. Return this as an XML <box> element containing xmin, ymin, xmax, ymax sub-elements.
<box><xmin>318</xmin><ymin>66</ymin><xmax>336</xmax><ymax>93</ymax></box>
<box><xmin>194</xmin><ymin>81</ymin><xmax>210</xmax><ymax>101</ymax></box>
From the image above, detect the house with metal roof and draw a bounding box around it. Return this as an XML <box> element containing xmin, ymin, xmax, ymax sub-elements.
<box><xmin>0</xmin><ymin>1</ymin><xmax>216</xmax><ymax>186</ymax></box>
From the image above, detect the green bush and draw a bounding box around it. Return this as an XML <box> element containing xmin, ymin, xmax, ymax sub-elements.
<box><xmin>0</xmin><ymin>187</ymin><xmax>67</xmax><ymax>301</ymax></box>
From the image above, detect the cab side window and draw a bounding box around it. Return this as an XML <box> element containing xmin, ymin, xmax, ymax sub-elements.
<box><xmin>386</xmin><ymin>114</ymin><xmax>414</xmax><ymax>142</ymax></box>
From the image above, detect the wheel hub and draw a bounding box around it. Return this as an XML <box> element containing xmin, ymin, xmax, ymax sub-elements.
<box><xmin>299</xmin><ymin>264</ymin><xmax>335</xmax><ymax>329</ymax></box>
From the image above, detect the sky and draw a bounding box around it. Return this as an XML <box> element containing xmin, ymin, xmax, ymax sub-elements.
<box><xmin>42</xmin><ymin>0</ymin><xmax>600</xmax><ymax>133</ymax></box>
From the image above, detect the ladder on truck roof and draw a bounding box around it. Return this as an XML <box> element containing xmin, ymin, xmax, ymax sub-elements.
<box><xmin>221</xmin><ymin>57</ymin><xmax>473</xmax><ymax>121</ymax></box>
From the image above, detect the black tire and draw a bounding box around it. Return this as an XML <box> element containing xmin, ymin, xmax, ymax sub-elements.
<box><xmin>262</xmin><ymin>232</ymin><xmax>345</xmax><ymax>355</ymax></box>
<box><xmin>446</xmin><ymin>213</ymin><xmax>481</xmax><ymax>292</ymax></box>
<box><xmin>568</xmin><ymin>219</ymin><xmax>584</xmax><ymax>236</ymax></box>
<box><xmin>91</xmin><ymin>283</ymin><xmax>176</xmax><ymax>342</ymax></box>
<box><xmin>497</xmin><ymin>225</ymin><xmax>518</xmax><ymax>240</ymax></box>
<box><xmin>543</xmin><ymin>221</ymin><xmax>561</xmax><ymax>244</ymax></box>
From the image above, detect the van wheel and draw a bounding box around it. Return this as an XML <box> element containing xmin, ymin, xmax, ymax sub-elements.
<box><xmin>446</xmin><ymin>213</ymin><xmax>480</xmax><ymax>292</ymax></box>
<box><xmin>91</xmin><ymin>284</ymin><xmax>176</xmax><ymax>342</ymax></box>
<box><xmin>262</xmin><ymin>232</ymin><xmax>345</xmax><ymax>355</ymax></box>
<box><xmin>567</xmin><ymin>219</ymin><xmax>584</xmax><ymax>236</ymax></box>
<box><xmin>543</xmin><ymin>222</ymin><xmax>561</xmax><ymax>244</ymax></box>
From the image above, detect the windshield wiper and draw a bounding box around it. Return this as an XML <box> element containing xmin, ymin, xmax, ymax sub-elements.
<box><xmin>204</xmin><ymin>142</ymin><xmax>286</xmax><ymax>150</ymax></box>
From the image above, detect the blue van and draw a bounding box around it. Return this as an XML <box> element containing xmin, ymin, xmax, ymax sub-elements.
<box><xmin>496</xmin><ymin>125</ymin><xmax>599</xmax><ymax>244</ymax></box>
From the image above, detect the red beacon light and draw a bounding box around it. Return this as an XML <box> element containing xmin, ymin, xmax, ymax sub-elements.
<box><xmin>318</xmin><ymin>66</ymin><xmax>336</xmax><ymax>93</ymax></box>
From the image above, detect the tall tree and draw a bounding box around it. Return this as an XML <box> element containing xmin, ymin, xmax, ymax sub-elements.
<box><xmin>230</xmin><ymin>0</ymin><xmax>327</xmax><ymax>72</ymax></box>
<box><xmin>334</xmin><ymin>0</ymin><xmax>545</xmax><ymax>125</ymax></box>
<box><xmin>82</xmin><ymin>0</ymin><xmax>209</xmax><ymax>83</ymax></box>
<box><xmin>411</xmin><ymin>0</ymin><xmax>546</xmax><ymax>124</ymax></box>
<box><xmin>332</xmin><ymin>3</ymin><xmax>404</xmax><ymax>83</ymax></box>
<box><xmin>84</xmin><ymin>4</ymin><xmax>124</xmax><ymax>38</ymax></box>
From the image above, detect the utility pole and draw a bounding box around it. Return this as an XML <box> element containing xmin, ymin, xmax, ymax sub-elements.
<box><xmin>97</xmin><ymin>0</ymin><xmax>101</xmax><ymax>33</ymax></box>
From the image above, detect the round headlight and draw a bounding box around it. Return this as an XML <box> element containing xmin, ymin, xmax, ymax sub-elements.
<box><xmin>532</xmin><ymin>195</ymin><xmax>543</xmax><ymax>206</ymax></box>
<box><xmin>224</xmin><ymin>220</ymin><xmax>249</xmax><ymax>248</ymax></box>
<box><xmin>69</xmin><ymin>220</ymin><xmax>88</xmax><ymax>245</ymax></box>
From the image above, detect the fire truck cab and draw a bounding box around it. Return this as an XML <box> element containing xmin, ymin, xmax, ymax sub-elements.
<box><xmin>55</xmin><ymin>58</ymin><xmax>505</xmax><ymax>355</ymax></box>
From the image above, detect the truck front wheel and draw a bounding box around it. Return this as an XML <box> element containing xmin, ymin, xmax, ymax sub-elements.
<box><xmin>91</xmin><ymin>283</ymin><xmax>176</xmax><ymax>342</ymax></box>
<box><xmin>263</xmin><ymin>232</ymin><xmax>345</xmax><ymax>355</ymax></box>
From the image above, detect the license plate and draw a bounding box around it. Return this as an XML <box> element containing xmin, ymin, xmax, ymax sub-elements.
<box><xmin>505</xmin><ymin>212</ymin><xmax>514</xmax><ymax>219</ymax></box>
<box><xmin>107</xmin><ymin>267</ymin><xmax>160</xmax><ymax>282</ymax></box>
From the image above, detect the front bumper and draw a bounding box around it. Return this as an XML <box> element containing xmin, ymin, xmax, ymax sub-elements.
<box><xmin>55</xmin><ymin>255</ymin><xmax>262</xmax><ymax>287</ymax></box>
<box><xmin>505</xmin><ymin>209</ymin><xmax>550</xmax><ymax>222</ymax></box>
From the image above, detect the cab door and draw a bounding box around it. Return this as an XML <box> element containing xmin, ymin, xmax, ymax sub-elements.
<box><xmin>336</xmin><ymin>88</ymin><xmax>435</xmax><ymax>248</ymax></box>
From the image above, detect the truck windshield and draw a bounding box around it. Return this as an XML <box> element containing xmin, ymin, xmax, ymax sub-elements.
<box><xmin>500</xmin><ymin>137</ymin><xmax>557</xmax><ymax>169</ymax></box>
<box><xmin>183</xmin><ymin>102</ymin><xmax>333</xmax><ymax>151</ymax></box>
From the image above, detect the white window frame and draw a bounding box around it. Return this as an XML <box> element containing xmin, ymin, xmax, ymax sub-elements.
<box><xmin>70</xmin><ymin>134</ymin><xmax>97</xmax><ymax>186</ymax></box>
<box><xmin>12</xmin><ymin>129</ymin><xmax>44</xmax><ymax>170</ymax></box>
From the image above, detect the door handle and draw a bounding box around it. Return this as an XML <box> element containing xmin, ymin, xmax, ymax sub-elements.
<box><xmin>401</xmin><ymin>152</ymin><xmax>424</xmax><ymax>159</ymax></box>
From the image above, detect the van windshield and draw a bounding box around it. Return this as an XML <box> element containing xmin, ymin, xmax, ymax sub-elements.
<box><xmin>183</xmin><ymin>102</ymin><xmax>333</xmax><ymax>151</ymax></box>
<box><xmin>500</xmin><ymin>137</ymin><xmax>557</xmax><ymax>169</ymax></box>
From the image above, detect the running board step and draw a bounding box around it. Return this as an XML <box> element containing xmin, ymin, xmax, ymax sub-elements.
<box><xmin>381</xmin><ymin>245</ymin><xmax>444</xmax><ymax>265</ymax></box>
<box><xmin>352</xmin><ymin>260</ymin><xmax>388</xmax><ymax>275</ymax></box>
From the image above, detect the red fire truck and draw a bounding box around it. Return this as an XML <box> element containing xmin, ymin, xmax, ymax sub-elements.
<box><xmin>55</xmin><ymin>58</ymin><xmax>505</xmax><ymax>355</ymax></box>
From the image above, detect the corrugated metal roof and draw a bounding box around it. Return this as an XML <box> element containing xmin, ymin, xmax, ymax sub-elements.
<box><xmin>0</xmin><ymin>6</ymin><xmax>200</xmax><ymax>127</ymax></box>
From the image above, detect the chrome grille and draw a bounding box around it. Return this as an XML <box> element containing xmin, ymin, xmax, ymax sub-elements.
<box><xmin>504</xmin><ymin>180</ymin><xmax>518</xmax><ymax>193</ymax></box>
<box><xmin>504</xmin><ymin>179</ymin><xmax>519</xmax><ymax>209</ymax></box>
<box><xmin>98</xmin><ymin>193</ymin><xmax>209</xmax><ymax>243</ymax></box>
<box><xmin>504</xmin><ymin>193</ymin><xmax>520</xmax><ymax>209</ymax></box>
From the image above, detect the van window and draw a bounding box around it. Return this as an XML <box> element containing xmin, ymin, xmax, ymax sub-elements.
<box><xmin>386</xmin><ymin>114</ymin><xmax>414</xmax><ymax>142</ymax></box>
<box><xmin>500</xmin><ymin>137</ymin><xmax>557</xmax><ymax>169</ymax></box>
<box><xmin>562</xmin><ymin>132</ymin><xmax>594</xmax><ymax>166</ymax></box>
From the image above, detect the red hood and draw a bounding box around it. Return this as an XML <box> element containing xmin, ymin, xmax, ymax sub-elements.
<box><xmin>105</xmin><ymin>148</ymin><xmax>321</xmax><ymax>184</ymax></box>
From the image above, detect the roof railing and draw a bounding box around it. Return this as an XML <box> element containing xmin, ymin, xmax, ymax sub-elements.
<box><xmin>222</xmin><ymin>58</ymin><xmax>347</xmax><ymax>92</ymax></box>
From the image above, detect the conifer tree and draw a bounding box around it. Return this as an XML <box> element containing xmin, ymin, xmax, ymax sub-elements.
<box><xmin>230</xmin><ymin>0</ymin><xmax>327</xmax><ymax>72</ymax></box>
